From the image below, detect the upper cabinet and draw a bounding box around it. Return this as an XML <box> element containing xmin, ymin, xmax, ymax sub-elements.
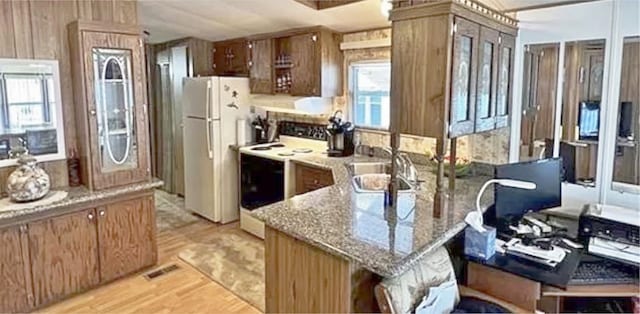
<box><xmin>68</xmin><ymin>21</ymin><xmax>151</xmax><ymax>190</ymax></box>
<box><xmin>213</xmin><ymin>39</ymin><xmax>249</xmax><ymax>77</ymax></box>
<box><xmin>246</xmin><ymin>27</ymin><xmax>342</xmax><ymax>97</ymax></box>
<box><xmin>390</xmin><ymin>0</ymin><xmax>517</xmax><ymax>138</ymax></box>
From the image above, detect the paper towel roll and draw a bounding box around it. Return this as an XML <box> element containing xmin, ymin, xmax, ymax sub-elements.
<box><xmin>236</xmin><ymin>119</ymin><xmax>247</xmax><ymax>145</ymax></box>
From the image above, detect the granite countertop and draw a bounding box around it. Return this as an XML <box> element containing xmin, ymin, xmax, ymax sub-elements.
<box><xmin>0</xmin><ymin>178</ymin><xmax>163</xmax><ymax>224</ymax></box>
<box><xmin>251</xmin><ymin>153</ymin><xmax>491</xmax><ymax>278</ymax></box>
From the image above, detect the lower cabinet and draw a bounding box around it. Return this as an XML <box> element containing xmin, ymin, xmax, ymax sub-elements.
<box><xmin>0</xmin><ymin>226</ymin><xmax>32</xmax><ymax>313</ymax></box>
<box><xmin>295</xmin><ymin>163</ymin><xmax>334</xmax><ymax>195</ymax></box>
<box><xmin>0</xmin><ymin>193</ymin><xmax>157</xmax><ymax>312</ymax></box>
<box><xmin>28</xmin><ymin>209</ymin><xmax>100</xmax><ymax>307</ymax></box>
<box><xmin>98</xmin><ymin>197</ymin><xmax>156</xmax><ymax>282</ymax></box>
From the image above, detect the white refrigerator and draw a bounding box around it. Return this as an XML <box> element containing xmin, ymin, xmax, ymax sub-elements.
<box><xmin>182</xmin><ymin>77</ymin><xmax>250</xmax><ymax>223</ymax></box>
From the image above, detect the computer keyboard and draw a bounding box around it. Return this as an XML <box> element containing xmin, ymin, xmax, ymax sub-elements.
<box><xmin>569</xmin><ymin>257</ymin><xmax>639</xmax><ymax>285</ymax></box>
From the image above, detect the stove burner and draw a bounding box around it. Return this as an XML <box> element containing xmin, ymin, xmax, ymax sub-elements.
<box><xmin>292</xmin><ymin>148</ymin><xmax>312</xmax><ymax>153</ymax></box>
<box><xmin>277</xmin><ymin>152</ymin><xmax>295</xmax><ymax>156</ymax></box>
<box><xmin>251</xmin><ymin>146</ymin><xmax>271</xmax><ymax>151</ymax></box>
<box><xmin>269</xmin><ymin>143</ymin><xmax>285</xmax><ymax>148</ymax></box>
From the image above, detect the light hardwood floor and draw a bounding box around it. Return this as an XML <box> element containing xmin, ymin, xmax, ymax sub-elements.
<box><xmin>40</xmin><ymin>203</ymin><xmax>261</xmax><ymax>314</ymax></box>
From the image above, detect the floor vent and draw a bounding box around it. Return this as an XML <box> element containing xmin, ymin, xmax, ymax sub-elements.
<box><xmin>144</xmin><ymin>264</ymin><xmax>180</xmax><ymax>280</ymax></box>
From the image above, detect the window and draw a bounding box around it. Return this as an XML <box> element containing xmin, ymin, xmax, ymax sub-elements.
<box><xmin>0</xmin><ymin>73</ymin><xmax>53</xmax><ymax>130</ymax></box>
<box><xmin>351</xmin><ymin>62</ymin><xmax>391</xmax><ymax>129</ymax></box>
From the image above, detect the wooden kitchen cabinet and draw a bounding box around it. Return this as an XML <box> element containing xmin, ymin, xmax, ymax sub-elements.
<box><xmin>390</xmin><ymin>1</ymin><xmax>518</xmax><ymax>138</ymax></box>
<box><xmin>0</xmin><ymin>225</ymin><xmax>33</xmax><ymax>313</ymax></box>
<box><xmin>97</xmin><ymin>196</ymin><xmax>157</xmax><ymax>282</ymax></box>
<box><xmin>290</xmin><ymin>32</ymin><xmax>320</xmax><ymax>96</ymax></box>
<box><xmin>213</xmin><ymin>39</ymin><xmax>249</xmax><ymax>77</ymax></box>
<box><xmin>295</xmin><ymin>163</ymin><xmax>334</xmax><ymax>195</ymax></box>
<box><xmin>69</xmin><ymin>21</ymin><xmax>151</xmax><ymax>190</ymax></box>
<box><xmin>247</xmin><ymin>27</ymin><xmax>342</xmax><ymax>97</ymax></box>
<box><xmin>28</xmin><ymin>209</ymin><xmax>100</xmax><ymax>307</ymax></box>
<box><xmin>249</xmin><ymin>38</ymin><xmax>275</xmax><ymax>94</ymax></box>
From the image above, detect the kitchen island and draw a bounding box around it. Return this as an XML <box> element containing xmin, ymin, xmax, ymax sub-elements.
<box><xmin>251</xmin><ymin>153</ymin><xmax>491</xmax><ymax>312</ymax></box>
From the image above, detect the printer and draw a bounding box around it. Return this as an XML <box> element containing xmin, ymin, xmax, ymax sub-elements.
<box><xmin>579</xmin><ymin>204</ymin><xmax>640</xmax><ymax>265</ymax></box>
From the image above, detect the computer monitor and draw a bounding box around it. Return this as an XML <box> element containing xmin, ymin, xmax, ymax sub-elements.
<box><xmin>494</xmin><ymin>158</ymin><xmax>562</xmax><ymax>220</ymax></box>
<box><xmin>578</xmin><ymin>101</ymin><xmax>600</xmax><ymax>141</ymax></box>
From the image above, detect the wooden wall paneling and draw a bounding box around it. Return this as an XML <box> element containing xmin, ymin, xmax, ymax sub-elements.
<box><xmin>534</xmin><ymin>45</ymin><xmax>559</xmax><ymax>141</ymax></box>
<box><xmin>250</xmin><ymin>38</ymin><xmax>274</xmax><ymax>94</ymax></box>
<box><xmin>113</xmin><ymin>0</ymin><xmax>137</xmax><ymax>24</ymax></box>
<box><xmin>0</xmin><ymin>1</ymin><xmax>16</xmax><ymax>58</ymax></box>
<box><xmin>562</xmin><ymin>43</ymin><xmax>582</xmax><ymax>141</ymax></box>
<box><xmin>265</xmin><ymin>226</ymin><xmax>351</xmax><ymax>313</ymax></box>
<box><xmin>97</xmin><ymin>195</ymin><xmax>157</xmax><ymax>283</ymax></box>
<box><xmin>28</xmin><ymin>208</ymin><xmax>100</xmax><ymax>307</ymax></box>
<box><xmin>390</xmin><ymin>15</ymin><xmax>450</xmax><ymax>137</ymax></box>
<box><xmin>11</xmin><ymin>0</ymin><xmax>33</xmax><ymax>59</ymax></box>
<box><xmin>76</xmin><ymin>0</ymin><xmax>93</xmax><ymax>20</ymax></box>
<box><xmin>91</xmin><ymin>0</ymin><xmax>115</xmax><ymax>22</ymax></box>
<box><xmin>0</xmin><ymin>225</ymin><xmax>33</xmax><ymax>313</ymax></box>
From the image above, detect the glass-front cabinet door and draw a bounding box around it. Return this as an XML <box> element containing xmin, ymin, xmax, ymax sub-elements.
<box><xmin>83</xmin><ymin>31</ymin><xmax>149</xmax><ymax>189</ymax></box>
<box><xmin>93</xmin><ymin>48</ymin><xmax>138</xmax><ymax>173</ymax></box>
<box><xmin>475</xmin><ymin>26</ymin><xmax>499</xmax><ymax>132</ymax></box>
<box><xmin>496</xmin><ymin>33</ymin><xmax>515</xmax><ymax>128</ymax></box>
<box><xmin>449</xmin><ymin>17</ymin><xmax>479</xmax><ymax>137</ymax></box>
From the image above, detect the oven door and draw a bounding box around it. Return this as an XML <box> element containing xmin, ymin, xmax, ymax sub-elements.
<box><xmin>240</xmin><ymin>153</ymin><xmax>285</xmax><ymax>210</ymax></box>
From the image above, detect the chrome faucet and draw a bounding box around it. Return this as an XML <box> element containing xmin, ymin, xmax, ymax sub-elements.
<box><xmin>380</xmin><ymin>147</ymin><xmax>420</xmax><ymax>186</ymax></box>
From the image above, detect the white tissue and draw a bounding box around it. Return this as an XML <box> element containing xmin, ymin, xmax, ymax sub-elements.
<box><xmin>464</xmin><ymin>211</ymin><xmax>487</xmax><ymax>233</ymax></box>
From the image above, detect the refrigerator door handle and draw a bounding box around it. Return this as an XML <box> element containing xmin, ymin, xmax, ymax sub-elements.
<box><xmin>206</xmin><ymin>81</ymin><xmax>213</xmax><ymax>159</ymax></box>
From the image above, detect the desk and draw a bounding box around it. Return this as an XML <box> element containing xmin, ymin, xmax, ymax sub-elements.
<box><xmin>467</xmin><ymin>262</ymin><xmax>640</xmax><ymax>313</ymax></box>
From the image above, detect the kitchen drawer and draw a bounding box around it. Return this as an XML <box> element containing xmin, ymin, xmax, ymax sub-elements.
<box><xmin>295</xmin><ymin>163</ymin><xmax>334</xmax><ymax>195</ymax></box>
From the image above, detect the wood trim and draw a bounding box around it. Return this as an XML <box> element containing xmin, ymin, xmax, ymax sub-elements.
<box><xmin>542</xmin><ymin>284</ymin><xmax>640</xmax><ymax>297</ymax></box>
<box><xmin>340</xmin><ymin>38</ymin><xmax>391</xmax><ymax>50</ymax></box>
<box><xmin>68</xmin><ymin>20</ymin><xmax>141</xmax><ymax>36</ymax></box>
<box><xmin>467</xmin><ymin>262</ymin><xmax>541</xmax><ymax>312</ymax></box>
<box><xmin>389</xmin><ymin>0</ymin><xmax>517</xmax><ymax>35</ymax></box>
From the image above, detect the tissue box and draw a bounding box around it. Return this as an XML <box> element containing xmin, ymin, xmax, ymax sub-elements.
<box><xmin>464</xmin><ymin>225</ymin><xmax>496</xmax><ymax>260</ymax></box>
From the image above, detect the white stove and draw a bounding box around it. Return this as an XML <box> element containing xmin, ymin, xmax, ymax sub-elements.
<box><xmin>239</xmin><ymin>122</ymin><xmax>329</xmax><ymax>238</ymax></box>
<box><xmin>239</xmin><ymin>136</ymin><xmax>328</xmax><ymax>161</ymax></box>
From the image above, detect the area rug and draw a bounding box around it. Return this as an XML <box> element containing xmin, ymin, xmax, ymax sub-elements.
<box><xmin>155</xmin><ymin>190</ymin><xmax>200</xmax><ymax>232</ymax></box>
<box><xmin>178</xmin><ymin>230</ymin><xmax>265</xmax><ymax>311</ymax></box>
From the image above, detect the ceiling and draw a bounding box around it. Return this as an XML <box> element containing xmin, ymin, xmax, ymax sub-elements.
<box><xmin>138</xmin><ymin>0</ymin><xmax>588</xmax><ymax>44</ymax></box>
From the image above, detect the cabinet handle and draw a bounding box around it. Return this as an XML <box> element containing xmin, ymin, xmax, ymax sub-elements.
<box><xmin>88</xmin><ymin>213</ymin><xmax>94</xmax><ymax>220</ymax></box>
<box><xmin>99</xmin><ymin>210</ymin><xmax>106</xmax><ymax>217</ymax></box>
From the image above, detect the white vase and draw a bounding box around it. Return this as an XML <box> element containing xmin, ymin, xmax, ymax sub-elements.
<box><xmin>6</xmin><ymin>155</ymin><xmax>51</xmax><ymax>202</ymax></box>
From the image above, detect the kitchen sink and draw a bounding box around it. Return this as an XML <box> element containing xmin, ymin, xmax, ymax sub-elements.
<box><xmin>352</xmin><ymin>174</ymin><xmax>413</xmax><ymax>192</ymax></box>
<box><xmin>345</xmin><ymin>162</ymin><xmax>391</xmax><ymax>176</ymax></box>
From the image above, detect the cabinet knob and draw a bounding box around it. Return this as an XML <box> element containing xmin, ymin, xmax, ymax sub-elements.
<box><xmin>311</xmin><ymin>35</ymin><xmax>317</xmax><ymax>42</ymax></box>
<box><xmin>88</xmin><ymin>213</ymin><xmax>94</xmax><ymax>220</ymax></box>
<box><xmin>99</xmin><ymin>210</ymin><xmax>106</xmax><ymax>217</ymax></box>
<box><xmin>90</xmin><ymin>109</ymin><xmax>97</xmax><ymax>116</ymax></box>
<box><xmin>313</xmin><ymin>179</ymin><xmax>319</xmax><ymax>184</ymax></box>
